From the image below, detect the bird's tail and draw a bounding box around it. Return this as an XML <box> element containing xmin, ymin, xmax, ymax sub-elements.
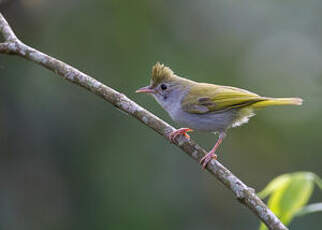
<box><xmin>252</xmin><ymin>97</ymin><xmax>303</xmax><ymax>109</ymax></box>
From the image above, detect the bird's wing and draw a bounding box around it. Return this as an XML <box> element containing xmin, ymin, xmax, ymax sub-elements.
<box><xmin>181</xmin><ymin>83</ymin><xmax>266</xmax><ymax>114</ymax></box>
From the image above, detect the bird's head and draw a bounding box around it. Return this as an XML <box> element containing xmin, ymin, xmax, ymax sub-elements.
<box><xmin>136</xmin><ymin>63</ymin><xmax>192</xmax><ymax>104</ymax></box>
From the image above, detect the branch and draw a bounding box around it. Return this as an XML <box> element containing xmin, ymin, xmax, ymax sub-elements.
<box><xmin>0</xmin><ymin>13</ymin><xmax>287</xmax><ymax>230</ymax></box>
<box><xmin>0</xmin><ymin>13</ymin><xmax>17</xmax><ymax>41</ymax></box>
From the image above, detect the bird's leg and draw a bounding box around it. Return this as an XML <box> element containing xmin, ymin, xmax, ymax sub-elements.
<box><xmin>168</xmin><ymin>128</ymin><xmax>193</xmax><ymax>143</ymax></box>
<box><xmin>200</xmin><ymin>132</ymin><xmax>226</xmax><ymax>169</ymax></box>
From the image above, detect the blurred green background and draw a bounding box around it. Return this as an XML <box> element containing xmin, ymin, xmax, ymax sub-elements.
<box><xmin>1</xmin><ymin>0</ymin><xmax>322</xmax><ymax>229</ymax></box>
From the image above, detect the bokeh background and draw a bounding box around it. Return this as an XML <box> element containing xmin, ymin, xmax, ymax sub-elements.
<box><xmin>1</xmin><ymin>0</ymin><xmax>322</xmax><ymax>229</ymax></box>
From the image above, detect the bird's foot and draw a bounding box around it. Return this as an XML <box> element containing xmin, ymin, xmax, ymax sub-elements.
<box><xmin>200</xmin><ymin>151</ymin><xmax>217</xmax><ymax>169</ymax></box>
<box><xmin>168</xmin><ymin>128</ymin><xmax>193</xmax><ymax>143</ymax></box>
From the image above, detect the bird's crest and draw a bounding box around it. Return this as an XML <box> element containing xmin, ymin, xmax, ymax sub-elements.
<box><xmin>151</xmin><ymin>62</ymin><xmax>174</xmax><ymax>87</ymax></box>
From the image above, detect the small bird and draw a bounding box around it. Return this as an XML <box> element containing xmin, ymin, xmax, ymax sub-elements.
<box><xmin>136</xmin><ymin>63</ymin><xmax>303</xmax><ymax>168</ymax></box>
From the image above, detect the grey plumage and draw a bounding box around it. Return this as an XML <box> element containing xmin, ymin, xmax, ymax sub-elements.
<box><xmin>152</xmin><ymin>84</ymin><xmax>242</xmax><ymax>133</ymax></box>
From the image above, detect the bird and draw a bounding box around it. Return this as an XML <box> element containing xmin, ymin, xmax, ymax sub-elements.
<box><xmin>136</xmin><ymin>63</ymin><xmax>303</xmax><ymax>168</ymax></box>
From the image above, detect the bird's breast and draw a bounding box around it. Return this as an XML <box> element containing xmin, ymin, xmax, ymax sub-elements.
<box><xmin>172</xmin><ymin>107</ymin><xmax>237</xmax><ymax>132</ymax></box>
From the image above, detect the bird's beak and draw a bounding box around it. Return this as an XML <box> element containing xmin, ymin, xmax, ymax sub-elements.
<box><xmin>136</xmin><ymin>85</ymin><xmax>155</xmax><ymax>94</ymax></box>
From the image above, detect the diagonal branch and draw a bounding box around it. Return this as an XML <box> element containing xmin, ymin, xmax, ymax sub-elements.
<box><xmin>0</xmin><ymin>13</ymin><xmax>287</xmax><ymax>230</ymax></box>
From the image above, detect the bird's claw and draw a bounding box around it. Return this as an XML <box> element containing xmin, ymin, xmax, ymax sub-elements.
<box><xmin>168</xmin><ymin>128</ymin><xmax>193</xmax><ymax>143</ymax></box>
<box><xmin>200</xmin><ymin>152</ymin><xmax>217</xmax><ymax>169</ymax></box>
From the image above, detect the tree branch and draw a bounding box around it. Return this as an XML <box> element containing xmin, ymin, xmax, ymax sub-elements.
<box><xmin>0</xmin><ymin>13</ymin><xmax>17</xmax><ymax>41</ymax></box>
<box><xmin>0</xmin><ymin>13</ymin><xmax>287</xmax><ymax>230</ymax></box>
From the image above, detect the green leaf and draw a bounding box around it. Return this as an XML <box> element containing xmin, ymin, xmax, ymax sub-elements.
<box><xmin>278</xmin><ymin>172</ymin><xmax>314</xmax><ymax>224</ymax></box>
<box><xmin>258</xmin><ymin>174</ymin><xmax>291</xmax><ymax>199</ymax></box>
<box><xmin>259</xmin><ymin>177</ymin><xmax>291</xmax><ymax>230</ymax></box>
<box><xmin>295</xmin><ymin>203</ymin><xmax>322</xmax><ymax>217</ymax></box>
<box><xmin>258</xmin><ymin>172</ymin><xmax>316</xmax><ymax>230</ymax></box>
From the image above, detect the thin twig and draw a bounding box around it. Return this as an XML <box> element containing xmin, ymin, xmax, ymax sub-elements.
<box><xmin>0</xmin><ymin>13</ymin><xmax>287</xmax><ymax>230</ymax></box>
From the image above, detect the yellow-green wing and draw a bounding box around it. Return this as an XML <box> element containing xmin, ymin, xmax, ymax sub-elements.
<box><xmin>181</xmin><ymin>83</ymin><xmax>266</xmax><ymax>114</ymax></box>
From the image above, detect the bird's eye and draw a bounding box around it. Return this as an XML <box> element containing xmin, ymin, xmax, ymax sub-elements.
<box><xmin>160</xmin><ymin>84</ymin><xmax>167</xmax><ymax>90</ymax></box>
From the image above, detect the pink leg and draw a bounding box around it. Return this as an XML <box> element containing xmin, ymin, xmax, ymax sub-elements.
<box><xmin>168</xmin><ymin>128</ymin><xmax>193</xmax><ymax>143</ymax></box>
<box><xmin>200</xmin><ymin>133</ymin><xmax>226</xmax><ymax>169</ymax></box>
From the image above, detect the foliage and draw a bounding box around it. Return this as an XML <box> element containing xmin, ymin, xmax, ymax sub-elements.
<box><xmin>258</xmin><ymin>172</ymin><xmax>322</xmax><ymax>230</ymax></box>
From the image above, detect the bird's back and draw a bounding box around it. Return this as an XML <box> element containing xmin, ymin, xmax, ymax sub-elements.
<box><xmin>179</xmin><ymin>81</ymin><xmax>302</xmax><ymax>132</ymax></box>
